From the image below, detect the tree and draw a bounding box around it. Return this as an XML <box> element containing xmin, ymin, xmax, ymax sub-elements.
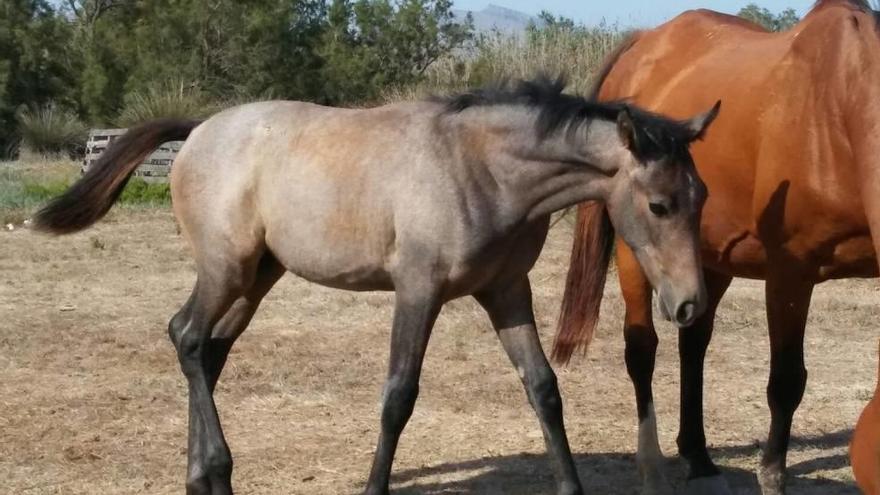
<box><xmin>0</xmin><ymin>0</ymin><xmax>78</xmax><ymax>155</ymax></box>
<box><xmin>318</xmin><ymin>0</ymin><xmax>472</xmax><ymax>103</ymax></box>
<box><xmin>0</xmin><ymin>0</ymin><xmax>473</xmax><ymax>157</ymax></box>
<box><xmin>738</xmin><ymin>3</ymin><xmax>799</xmax><ymax>31</ymax></box>
<box><xmin>533</xmin><ymin>11</ymin><xmax>576</xmax><ymax>31</ymax></box>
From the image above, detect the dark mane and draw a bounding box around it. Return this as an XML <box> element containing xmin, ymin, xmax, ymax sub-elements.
<box><xmin>440</xmin><ymin>75</ymin><xmax>697</xmax><ymax>158</ymax></box>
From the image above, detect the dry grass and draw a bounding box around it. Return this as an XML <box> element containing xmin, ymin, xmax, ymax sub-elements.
<box><xmin>0</xmin><ymin>210</ymin><xmax>876</xmax><ymax>494</ymax></box>
<box><xmin>385</xmin><ymin>26</ymin><xmax>626</xmax><ymax>102</ymax></box>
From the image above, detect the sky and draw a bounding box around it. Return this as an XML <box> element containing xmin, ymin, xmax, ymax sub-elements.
<box><xmin>453</xmin><ymin>0</ymin><xmax>816</xmax><ymax>27</ymax></box>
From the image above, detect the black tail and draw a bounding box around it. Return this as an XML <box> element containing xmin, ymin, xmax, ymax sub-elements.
<box><xmin>34</xmin><ymin>119</ymin><xmax>201</xmax><ymax>235</ymax></box>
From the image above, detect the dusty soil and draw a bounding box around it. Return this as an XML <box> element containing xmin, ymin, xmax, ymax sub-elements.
<box><xmin>1</xmin><ymin>209</ymin><xmax>877</xmax><ymax>494</ymax></box>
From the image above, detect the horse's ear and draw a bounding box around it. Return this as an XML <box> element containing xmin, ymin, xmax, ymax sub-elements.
<box><xmin>616</xmin><ymin>106</ymin><xmax>639</xmax><ymax>152</ymax></box>
<box><xmin>686</xmin><ymin>100</ymin><xmax>721</xmax><ymax>142</ymax></box>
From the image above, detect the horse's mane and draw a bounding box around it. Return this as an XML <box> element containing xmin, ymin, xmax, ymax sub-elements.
<box><xmin>440</xmin><ymin>75</ymin><xmax>695</xmax><ymax>157</ymax></box>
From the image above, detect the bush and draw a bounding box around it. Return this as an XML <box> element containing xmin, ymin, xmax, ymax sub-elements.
<box><xmin>15</xmin><ymin>105</ymin><xmax>88</xmax><ymax>159</ymax></box>
<box><xmin>116</xmin><ymin>79</ymin><xmax>222</xmax><ymax>127</ymax></box>
<box><xmin>118</xmin><ymin>179</ymin><xmax>171</xmax><ymax>205</ymax></box>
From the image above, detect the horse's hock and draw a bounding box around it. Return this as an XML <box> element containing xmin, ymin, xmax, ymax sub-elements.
<box><xmin>83</xmin><ymin>128</ymin><xmax>182</xmax><ymax>183</ymax></box>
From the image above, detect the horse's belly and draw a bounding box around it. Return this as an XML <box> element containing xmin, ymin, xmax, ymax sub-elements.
<box><xmin>288</xmin><ymin>261</ymin><xmax>393</xmax><ymax>291</ymax></box>
<box><xmin>275</xmin><ymin>248</ymin><xmax>393</xmax><ymax>291</ymax></box>
<box><xmin>266</xmin><ymin>224</ymin><xmax>394</xmax><ymax>292</ymax></box>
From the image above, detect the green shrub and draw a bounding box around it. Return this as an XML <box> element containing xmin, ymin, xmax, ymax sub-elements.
<box><xmin>118</xmin><ymin>179</ymin><xmax>171</xmax><ymax>205</ymax></box>
<box><xmin>117</xmin><ymin>79</ymin><xmax>222</xmax><ymax>127</ymax></box>
<box><xmin>15</xmin><ymin>105</ymin><xmax>88</xmax><ymax>158</ymax></box>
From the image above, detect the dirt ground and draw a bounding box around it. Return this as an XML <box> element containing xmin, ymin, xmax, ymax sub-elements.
<box><xmin>1</xmin><ymin>209</ymin><xmax>877</xmax><ymax>494</ymax></box>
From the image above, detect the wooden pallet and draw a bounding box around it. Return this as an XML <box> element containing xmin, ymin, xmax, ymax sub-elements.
<box><xmin>83</xmin><ymin>129</ymin><xmax>182</xmax><ymax>183</ymax></box>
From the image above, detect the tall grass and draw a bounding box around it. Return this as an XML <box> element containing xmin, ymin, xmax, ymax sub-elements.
<box><xmin>15</xmin><ymin>105</ymin><xmax>88</xmax><ymax>159</ymax></box>
<box><xmin>387</xmin><ymin>22</ymin><xmax>627</xmax><ymax>100</ymax></box>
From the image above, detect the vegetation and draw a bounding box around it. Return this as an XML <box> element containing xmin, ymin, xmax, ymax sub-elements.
<box><xmin>15</xmin><ymin>105</ymin><xmax>88</xmax><ymax>158</ymax></box>
<box><xmin>737</xmin><ymin>3</ymin><xmax>800</xmax><ymax>31</ymax></box>
<box><xmin>0</xmin><ymin>160</ymin><xmax>171</xmax><ymax>224</ymax></box>
<box><xmin>0</xmin><ymin>0</ymin><xmax>473</xmax><ymax>158</ymax></box>
<box><xmin>391</xmin><ymin>12</ymin><xmax>626</xmax><ymax>99</ymax></box>
<box><xmin>0</xmin><ymin>1</ymin><xmax>801</xmax><ymax>224</ymax></box>
<box><xmin>115</xmin><ymin>79</ymin><xmax>222</xmax><ymax>127</ymax></box>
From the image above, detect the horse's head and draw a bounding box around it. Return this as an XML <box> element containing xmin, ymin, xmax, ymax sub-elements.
<box><xmin>603</xmin><ymin>102</ymin><xmax>719</xmax><ymax>327</ymax></box>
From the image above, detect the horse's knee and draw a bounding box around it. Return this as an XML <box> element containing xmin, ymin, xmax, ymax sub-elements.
<box><xmin>767</xmin><ymin>360</ymin><xmax>807</xmax><ymax>413</ymax></box>
<box><xmin>381</xmin><ymin>376</ymin><xmax>419</xmax><ymax>431</ymax></box>
<box><xmin>527</xmin><ymin>366</ymin><xmax>562</xmax><ymax>417</ymax></box>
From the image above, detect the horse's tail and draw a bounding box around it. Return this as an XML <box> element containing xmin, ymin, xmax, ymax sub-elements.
<box><xmin>551</xmin><ymin>202</ymin><xmax>615</xmax><ymax>364</ymax></box>
<box><xmin>550</xmin><ymin>35</ymin><xmax>641</xmax><ymax>364</ymax></box>
<box><xmin>34</xmin><ymin>119</ymin><xmax>201</xmax><ymax>235</ymax></box>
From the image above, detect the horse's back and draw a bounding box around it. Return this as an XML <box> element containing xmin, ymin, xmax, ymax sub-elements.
<box><xmin>170</xmin><ymin>99</ymin><xmax>447</xmax><ymax>290</ymax></box>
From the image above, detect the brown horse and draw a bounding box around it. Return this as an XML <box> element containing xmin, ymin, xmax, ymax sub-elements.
<box><xmin>34</xmin><ymin>78</ymin><xmax>718</xmax><ymax>495</ymax></box>
<box><xmin>555</xmin><ymin>1</ymin><xmax>880</xmax><ymax>494</ymax></box>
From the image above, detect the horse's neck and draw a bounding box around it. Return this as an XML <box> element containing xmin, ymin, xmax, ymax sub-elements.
<box><xmin>451</xmin><ymin>110</ymin><xmax>618</xmax><ymax>222</ymax></box>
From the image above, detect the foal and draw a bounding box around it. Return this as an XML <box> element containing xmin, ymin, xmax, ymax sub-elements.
<box><xmin>35</xmin><ymin>77</ymin><xmax>718</xmax><ymax>495</ymax></box>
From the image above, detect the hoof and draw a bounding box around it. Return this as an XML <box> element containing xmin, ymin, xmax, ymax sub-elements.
<box><xmin>683</xmin><ymin>475</ymin><xmax>733</xmax><ymax>495</ymax></box>
<box><xmin>756</xmin><ymin>464</ymin><xmax>785</xmax><ymax>495</ymax></box>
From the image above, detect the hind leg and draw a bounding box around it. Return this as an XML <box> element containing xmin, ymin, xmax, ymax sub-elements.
<box><xmin>851</xmin><ymin>179</ymin><xmax>880</xmax><ymax>495</ymax></box>
<box><xmin>169</xmin><ymin>253</ymin><xmax>285</xmax><ymax>495</ymax></box>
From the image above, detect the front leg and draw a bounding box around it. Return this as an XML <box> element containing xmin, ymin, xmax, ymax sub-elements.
<box><xmin>477</xmin><ymin>278</ymin><xmax>583</xmax><ymax>495</ymax></box>
<box><xmin>757</xmin><ymin>269</ymin><xmax>813</xmax><ymax>495</ymax></box>
<box><xmin>364</xmin><ymin>284</ymin><xmax>441</xmax><ymax>495</ymax></box>
<box><xmin>677</xmin><ymin>269</ymin><xmax>732</xmax><ymax>495</ymax></box>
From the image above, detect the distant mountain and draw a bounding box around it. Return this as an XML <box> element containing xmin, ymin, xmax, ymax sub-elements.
<box><xmin>452</xmin><ymin>4</ymin><xmax>542</xmax><ymax>35</ymax></box>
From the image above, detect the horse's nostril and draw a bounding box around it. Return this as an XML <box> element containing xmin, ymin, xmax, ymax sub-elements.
<box><xmin>676</xmin><ymin>302</ymin><xmax>696</xmax><ymax>326</ymax></box>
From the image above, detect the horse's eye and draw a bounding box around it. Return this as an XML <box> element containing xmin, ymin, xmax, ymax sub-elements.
<box><xmin>649</xmin><ymin>202</ymin><xmax>669</xmax><ymax>217</ymax></box>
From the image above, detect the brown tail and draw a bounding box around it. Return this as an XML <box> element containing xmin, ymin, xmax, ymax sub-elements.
<box><xmin>550</xmin><ymin>34</ymin><xmax>642</xmax><ymax>364</ymax></box>
<box><xmin>33</xmin><ymin>119</ymin><xmax>201</xmax><ymax>235</ymax></box>
<box><xmin>552</xmin><ymin>203</ymin><xmax>615</xmax><ymax>364</ymax></box>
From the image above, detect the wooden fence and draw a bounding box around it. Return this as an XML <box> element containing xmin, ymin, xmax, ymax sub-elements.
<box><xmin>83</xmin><ymin>129</ymin><xmax>182</xmax><ymax>183</ymax></box>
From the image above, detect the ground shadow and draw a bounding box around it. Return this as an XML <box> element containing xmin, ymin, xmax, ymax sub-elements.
<box><xmin>381</xmin><ymin>429</ymin><xmax>856</xmax><ymax>494</ymax></box>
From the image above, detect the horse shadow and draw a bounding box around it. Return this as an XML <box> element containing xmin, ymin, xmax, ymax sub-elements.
<box><xmin>382</xmin><ymin>429</ymin><xmax>856</xmax><ymax>494</ymax></box>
